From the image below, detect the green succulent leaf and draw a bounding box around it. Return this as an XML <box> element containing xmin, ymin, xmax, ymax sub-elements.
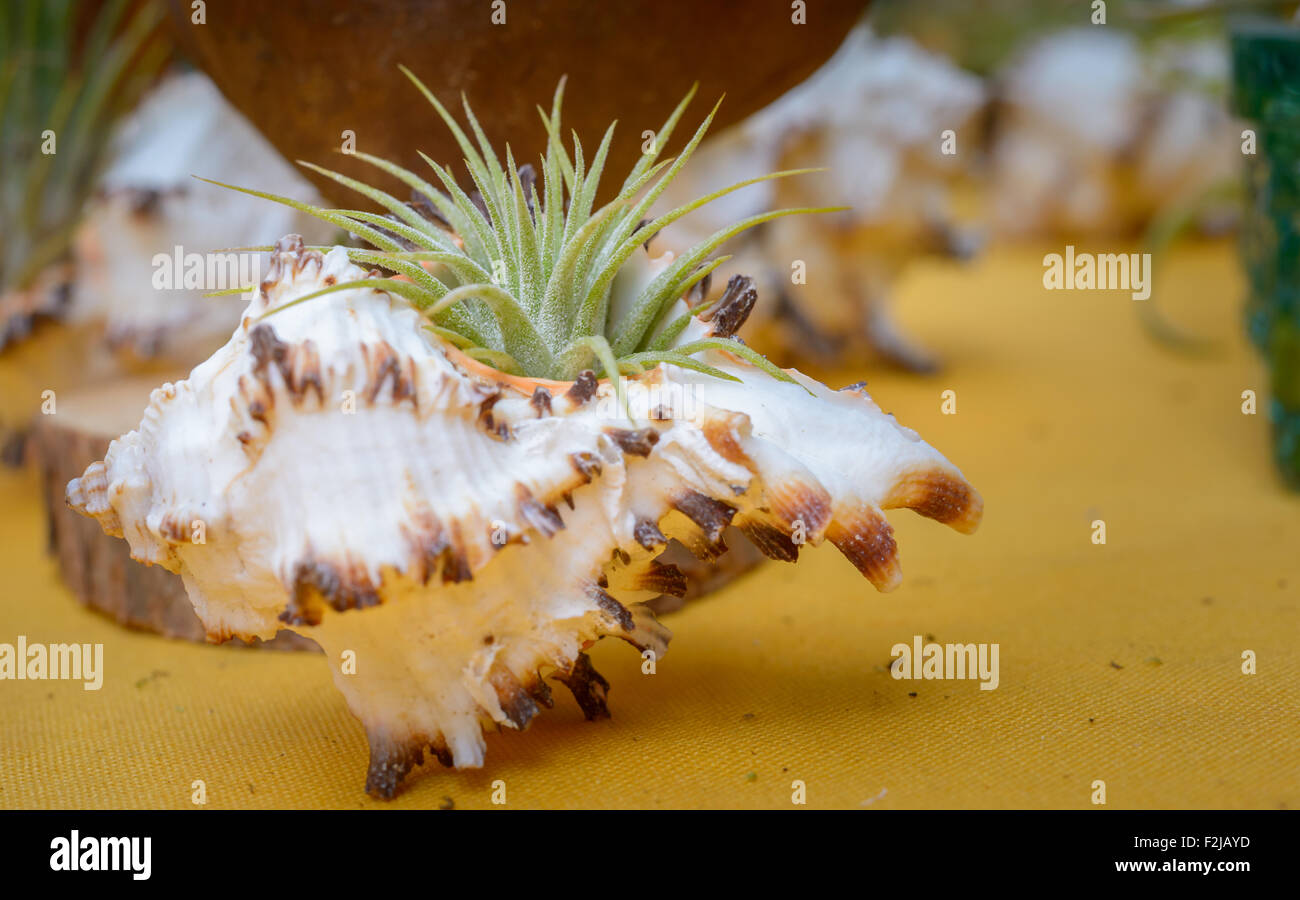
<box><xmin>617</xmin><ymin>350</ymin><xmax>742</xmax><ymax>383</ymax></box>
<box><xmin>193</xmin><ymin>177</ymin><xmax>405</xmax><ymax>252</ymax></box>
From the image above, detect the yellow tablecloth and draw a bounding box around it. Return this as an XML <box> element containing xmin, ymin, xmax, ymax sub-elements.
<box><xmin>2</xmin><ymin>240</ymin><xmax>1296</xmax><ymax>809</ymax></box>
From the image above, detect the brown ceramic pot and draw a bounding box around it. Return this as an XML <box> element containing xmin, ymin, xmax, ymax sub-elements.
<box><xmin>168</xmin><ymin>0</ymin><xmax>866</xmax><ymax>203</ymax></box>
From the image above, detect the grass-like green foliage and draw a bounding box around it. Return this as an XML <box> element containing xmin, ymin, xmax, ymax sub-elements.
<box><xmin>0</xmin><ymin>0</ymin><xmax>167</xmax><ymax>295</ymax></box>
<box><xmin>209</xmin><ymin>67</ymin><xmax>841</xmax><ymax>382</ymax></box>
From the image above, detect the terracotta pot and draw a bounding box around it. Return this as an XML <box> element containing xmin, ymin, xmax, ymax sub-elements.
<box><xmin>168</xmin><ymin>0</ymin><xmax>866</xmax><ymax>203</ymax></box>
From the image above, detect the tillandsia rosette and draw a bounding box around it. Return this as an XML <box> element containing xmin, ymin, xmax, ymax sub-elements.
<box><xmin>67</xmin><ymin>69</ymin><xmax>984</xmax><ymax>797</ymax></box>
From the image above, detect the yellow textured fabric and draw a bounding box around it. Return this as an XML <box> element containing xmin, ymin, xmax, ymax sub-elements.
<box><xmin>1</xmin><ymin>240</ymin><xmax>1296</xmax><ymax>810</ymax></box>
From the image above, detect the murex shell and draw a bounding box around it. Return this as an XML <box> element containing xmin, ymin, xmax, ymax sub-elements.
<box><xmin>67</xmin><ymin>236</ymin><xmax>982</xmax><ymax>797</ymax></box>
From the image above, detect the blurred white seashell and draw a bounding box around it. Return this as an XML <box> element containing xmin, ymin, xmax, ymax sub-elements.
<box><xmin>655</xmin><ymin>25</ymin><xmax>986</xmax><ymax>369</ymax></box>
<box><xmin>72</xmin><ymin>73</ymin><xmax>334</xmax><ymax>364</ymax></box>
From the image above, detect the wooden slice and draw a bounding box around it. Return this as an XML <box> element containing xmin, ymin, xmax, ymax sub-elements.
<box><xmin>30</xmin><ymin>376</ymin><xmax>317</xmax><ymax>650</ymax></box>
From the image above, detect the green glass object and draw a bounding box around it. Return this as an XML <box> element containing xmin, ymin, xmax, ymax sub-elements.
<box><xmin>1231</xmin><ymin>21</ymin><xmax>1300</xmax><ymax>488</ymax></box>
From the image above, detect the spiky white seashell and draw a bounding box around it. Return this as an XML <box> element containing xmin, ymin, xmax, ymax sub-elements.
<box><xmin>68</xmin><ymin>237</ymin><xmax>981</xmax><ymax>796</ymax></box>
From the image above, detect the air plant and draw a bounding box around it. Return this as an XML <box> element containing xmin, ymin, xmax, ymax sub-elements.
<box><xmin>0</xmin><ymin>0</ymin><xmax>167</xmax><ymax>348</ymax></box>
<box><xmin>68</xmin><ymin>69</ymin><xmax>983</xmax><ymax>798</ymax></box>
<box><xmin>202</xmin><ymin>68</ymin><xmax>837</xmax><ymax>387</ymax></box>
